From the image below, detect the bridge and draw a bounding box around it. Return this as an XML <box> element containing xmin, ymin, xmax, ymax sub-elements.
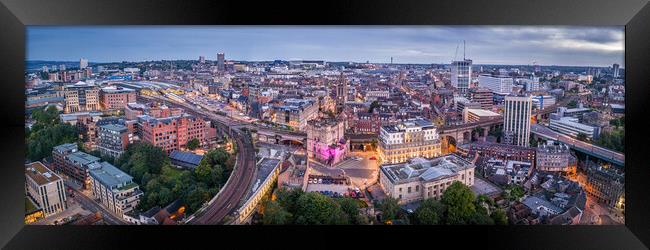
<box><xmin>531</xmin><ymin>124</ymin><xmax>624</xmax><ymax>166</ymax></box>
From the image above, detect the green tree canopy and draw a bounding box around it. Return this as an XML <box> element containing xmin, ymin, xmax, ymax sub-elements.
<box><xmin>412</xmin><ymin>198</ymin><xmax>444</xmax><ymax>225</ymax></box>
<box><xmin>186</xmin><ymin>138</ymin><xmax>201</xmax><ymax>150</ymax></box>
<box><xmin>441</xmin><ymin>181</ymin><xmax>477</xmax><ymax>225</ymax></box>
<box><xmin>262</xmin><ymin>200</ymin><xmax>292</xmax><ymax>225</ymax></box>
<box><xmin>378</xmin><ymin>197</ymin><xmax>400</xmax><ymax>223</ymax></box>
<box><xmin>294</xmin><ymin>192</ymin><xmax>349</xmax><ymax>225</ymax></box>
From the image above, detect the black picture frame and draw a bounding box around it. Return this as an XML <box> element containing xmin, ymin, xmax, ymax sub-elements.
<box><xmin>1</xmin><ymin>0</ymin><xmax>649</xmax><ymax>249</ymax></box>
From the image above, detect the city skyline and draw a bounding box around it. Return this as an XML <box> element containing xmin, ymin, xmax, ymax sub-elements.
<box><xmin>27</xmin><ymin>26</ymin><xmax>624</xmax><ymax>67</ymax></box>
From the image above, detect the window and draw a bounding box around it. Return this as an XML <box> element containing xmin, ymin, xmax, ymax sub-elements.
<box><xmin>408</xmin><ymin>187</ymin><xmax>411</xmax><ymax>193</ymax></box>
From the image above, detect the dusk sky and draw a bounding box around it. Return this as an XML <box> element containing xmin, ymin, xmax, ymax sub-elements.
<box><xmin>27</xmin><ymin>26</ymin><xmax>624</xmax><ymax>67</ymax></box>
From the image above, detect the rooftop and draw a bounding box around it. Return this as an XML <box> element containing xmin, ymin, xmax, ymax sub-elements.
<box><xmin>381</xmin><ymin>154</ymin><xmax>475</xmax><ymax>184</ymax></box>
<box><xmin>88</xmin><ymin>161</ymin><xmax>135</xmax><ymax>190</ymax></box>
<box><xmin>465</xmin><ymin>108</ymin><xmax>501</xmax><ymax>117</ymax></box>
<box><xmin>66</xmin><ymin>151</ymin><xmax>101</xmax><ymax>165</ymax></box>
<box><xmin>243</xmin><ymin>158</ymin><xmax>281</xmax><ymax>201</ymax></box>
<box><xmin>169</xmin><ymin>150</ymin><xmax>204</xmax><ymax>167</ymax></box>
<box><xmin>99</xmin><ymin>123</ymin><xmax>128</xmax><ymax>132</ymax></box>
<box><xmin>25</xmin><ymin>161</ymin><xmax>61</xmax><ymax>186</ymax></box>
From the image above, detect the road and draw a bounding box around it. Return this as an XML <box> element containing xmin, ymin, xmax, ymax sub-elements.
<box><xmin>67</xmin><ymin>186</ymin><xmax>125</xmax><ymax>225</ymax></box>
<box><xmin>138</xmin><ymin>95</ymin><xmax>258</xmax><ymax>224</ymax></box>
<box><xmin>531</xmin><ymin>124</ymin><xmax>624</xmax><ymax>165</ymax></box>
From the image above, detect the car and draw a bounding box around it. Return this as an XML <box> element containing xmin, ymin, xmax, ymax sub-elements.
<box><xmin>369</xmin><ymin>156</ymin><xmax>377</xmax><ymax>160</ymax></box>
<box><xmin>318</xmin><ymin>179</ymin><xmax>323</xmax><ymax>184</ymax></box>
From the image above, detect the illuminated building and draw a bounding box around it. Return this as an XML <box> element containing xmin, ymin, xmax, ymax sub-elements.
<box><xmin>379</xmin><ymin>155</ymin><xmax>475</xmax><ymax>204</ymax></box>
<box><xmin>306</xmin><ymin>117</ymin><xmax>348</xmax><ymax>166</ymax></box>
<box><xmin>584</xmin><ymin>166</ymin><xmax>624</xmax><ymax>208</ymax></box>
<box><xmin>88</xmin><ymin>161</ymin><xmax>143</xmax><ymax>219</ymax></box>
<box><xmin>463</xmin><ymin>108</ymin><xmax>501</xmax><ymax>123</ymax></box>
<box><xmin>237</xmin><ymin>158</ymin><xmax>282</xmax><ymax>224</ymax></box>
<box><xmin>25</xmin><ymin>162</ymin><xmax>67</xmax><ymax>218</ymax></box>
<box><xmin>378</xmin><ymin>118</ymin><xmax>441</xmax><ymax>164</ymax></box>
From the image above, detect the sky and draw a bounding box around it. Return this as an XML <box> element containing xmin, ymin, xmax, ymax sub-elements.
<box><xmin>27</xmin><ymin>26</ymin><xmax>624</xmax><ymax>67</ymax></box>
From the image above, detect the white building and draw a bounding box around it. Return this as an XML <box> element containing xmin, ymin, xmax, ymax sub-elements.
<box><xmin>532</xmin><ymin>95</ymin><xmax>556</xmax><ymax>110</ymax></box>
<box><xmin>379</xmin><ymin>155</ymin><xmax>475</xmax><ymax>204</ymax></box>
<box><xmin>451</xmin><ymin>59</ymin><xmax>473</xmax><ymax>95</ymax></box>
<box><xmin>25</xmin><ymin>162</ymin><xmax>67</xmax><ymax>217</ymax></box>
<box><xmin>378</xmin><ymin>118</ymin><xmax>441</xmax><ymax>164</ymax></box>
<box><xmin>88</xmin><ymin>161</ymin><xmax>143</xmax><ymax>219</ymax></box>
<box><xmin>503</xmin><ymin>95</ymin><xmax>532</xmax><ymax>146</ymax></box>
<box><xmin>549</xmin><ymin>117</ymin><xmax>600</xmax><ymax>140</ymax></box>
<box><xmin>463</xmin><ymin>108</ymin><xmax>502</xmax><ymax>123</ymax></box>
<box><xmin>80</xmin><ymin>58</ymin><xmax>88</xmax><ymax>69</ymax></box>
<box><xmin>478</xmin><ymin>75</ymin><xmax>513</xmax><ymax>95</ymax></box>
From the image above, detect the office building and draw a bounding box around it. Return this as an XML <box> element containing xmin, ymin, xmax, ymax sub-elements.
<box><xmin>25</xmin><ymin>162</ymin><xmax>67</xmax><ymax>217</ymax></box>
<box><xmin>80</xmin><ymin>58</ymin><xmax>88</xmax><ymax>69</ymax></box>
<box><xmin>379</xmin><ymin>155</ymin><xmax>475</xmax><ymax>204</ymax></box>
<box><xmin>101</xmin><ymin>87</ymin><xmax>137</xmax><ymax>110</ymax></box>
<box><xmin>478</xmin><ymin>75</ymin><xmax>513</xmax><ymax>95</ymax></box>
<box><xmin>88</xmin><ymin>161</ymin><xmax>143</xmax><ymax>218</ymax></box>
<box><xmin>97</xmin><ymin>124</ymin><xmax>132</xmax><ymax>159</ymax></box>
<box><xmin>306</xmin><ymin>117</ymin><xmax>348</xmax><ymax>166</ymax></box>
<box><xmin>379</xmin><ymin>118</ymin><xmax>441</xmax><ymax>164</ymax></box>
<box><xmin>532</xmin><ymin>95</ymin><xmax>556</xmax><ymax>110</ymax></box>
<box><xmin>217</xmin><ymin>53</ymin><xmax>225</xmax><ymax>71</ymax></box>
<box><xmin>463</xmin><ymin>108</ymin><xmax>501</xmax><ymax>123</ymax></box>
<box><xmin>503</xmin><ymin>95</ymin><xmax>532</xmax><ymax>146</ymax></box>
<box><xmin>468</xmin><ymin>87</ymin><xmax>494</xmax><ymax>110</ymax></box>
<box><xmin>549</xmin><ymin>117</ymin><xmax>600</xmax><ymax>140</ymax></box>
<box><xmin>52</xmin><ymin>143</ymin><xmax>79</xmax><ymax>173</ymax></box>
<box><xmin>270</xmin><ymin>98</ymin><xmax>319</xmax><ymax>131</ymax></box>
<box><xmin>612</xmin><ymin>63</ymin><xmax>620</xmax><ymax>78</ymax></box>
<box><xmin>139</xmin><ymin>114</ymin><xmax>208</xmax><ymax>154</ymax></box>
<box><xmin>63</xmin><ymin>81</ymin><xmax>101</xmax><ymax>113</ymax></box>
<box><xmin>451</xmin><ymin>59</ymin><xmax>473</xmax><ymax>95</ymax></box>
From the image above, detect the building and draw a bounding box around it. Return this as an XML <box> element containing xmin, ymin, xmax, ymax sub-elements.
<box><xmin>463</xmin><ymin>108</ymin><xmax>501</xmax><ymax>123</ymax></box>
<box><xmin>270</xmin><ymin>98</ymin><xmax>319</xmax><ymax>131</ymax></box>
<box><xmin>351</xmin><ymin>112</ymin><xmax>382</xmax><ymax>134</ymax></box>
<box><xmin>52</xmin><ymin>143</ymin><xmax>79</xmax><ymax>173</ymax></box>
<box><xmin>306</xmin><ymin>117</ymin><xmax>348</xmax><ymax>166</ymax></box>
<box><xmin>482</xmin><ymin>160</ymin><xmax>533</xmax><ymax>186</ymax></box>
<box><xmin>97</xmin><ymin>124</ymin><xmax>132</xmax><ymax>159</ymax></box>
<box><xmin>503</xmin><ymin>95</ymin><xmax>532</xmax><ymax>146</ymax></box>
<box><xmin>169</xmin><ymin>150</ymin><xmax>204</xmax><ymax>170</ymax></box>
<box><xmin>125</xmin><ymin>102</ymin><xmax>147</xmax><ymax>120</ymax></box>
<box><xmin>335</xmin><ymin>72</ymin><xmax>348</xmax><ymax>112</ymax></box>
<box><xmin>61</xmin><ymin>151</ymin><xmax>101</xmax><ymax>189</ymax></box>
<box><xmin>101</xmin><ymin>87</ymin><xmax>137</xmax><ymax>110</ymax></box>
<box><xmin>88</xmin><ymin>161</ymin><xmax>143</xmax><ymax>218</ymax></box>
<box><xmin>139</xmin><ymin>114</ymin><xmax>208</xmax><ymax>154</ymax></box>
<box><xmin>478</xmin><ymin>75</ymin><xmax>513</xmax><ymax>95</ymax></box>
<box><xmin>25</xmin><ymin>162</ymin><xmax>67</xmax><ymax>217</ymax></box>
<box><xmin>536</xmin><ymin>143</ymin><xmax>572</xmax><ymax>172</ymax></box>
<box><xmin>454</xmin><ymin>96</ymin><xmax>482</xmax><ymax>113</ymax></box>
<box><xmin>532</xmin><ymin>95</ymin><xmax>556</xmax><ymax>110</ymax></box>
<box><xmin>612</xmin><ymin>63</ymin><xmax>620</xmax><ymax>78</ymax></box>
<box><xmin>237</xmin><ymin>157</ymin><xmax>282</xmax><ymax>224</ymax></box>
<box><xmin>379</xmin><ymin>155</ymin><xmax>476</xmax><ymax>204</ymax></box>
<box><xmin>466</xmin><ymin>142</ymin><xmax>536</xmax><ymax>164</ymax></box>
<box><xmin>468</xmin><ymin>87</ymin><xmax>494</xmax><ymax>110</ymax></box>
<box><xmin>378</xmin><ymin>118</ymin><xmax>441</xmax><ymax>164</ymax></box>
<box><xmin>451</xmin><ymin>59</ymin><xmax>473</xmax><ymax>95</ymax></box>
<box><xmin>549</xmin><ymin>117</ymin><xmax>600</xmax><ymax>140</ymax></box>
<box><xmin>217</xmin><ymin>53</ymin><xmax>225</xmax><ymax>71</ymax></box>
<box><xmin>584</xmin><ymin>166</ymin><xmax>624</xmax><ymax>207</ymax></box>
<box><xmin>63</xmin><ymin>81</ymin><xmax>101</xmax><ymax>113</ymax></box>
<box><xmin>80</xmin><ymin>58</ymin><xmax>88</xmax><ymax>69</ymax></box>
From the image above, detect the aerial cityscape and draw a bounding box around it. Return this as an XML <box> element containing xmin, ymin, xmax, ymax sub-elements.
<box><xmin>24</xmin><ymin>26</ymin><xmax>625</xmax><ymax>225</ymax></box>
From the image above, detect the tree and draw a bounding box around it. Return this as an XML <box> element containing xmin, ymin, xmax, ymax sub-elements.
<box><xmin>413</xmin><ymin>198</ymin><xmax>443</xmax><ymax>225</ymax></box>
<box><xmin>337</xmin><ymin>197</ymin><xmax>362</xmax><ymax>224</ymax></box>
<box><xmin>294</xmin><ymin>192</ymin><xmax>349</xmax><ymax>225</ymax></box>
<box><xmin>26</xmin><ymin>123</ymin><xmax>79</xmax><ymax>161</ymax></box>
<box><xmin>378</xmin><ymin>197</ymin><xmax>400</xmax><ymax>222</ymax></box>
<box><xmin>262</xmin><ymin>200</ymin><xmax>292</xmax><ymax>225</ymax></box>
<box><xmin>491</xmin><ymin>209</ymin><xmax>508</xmax><ymax>225</ymax></box>
<box><xmin>275</xmin><ymin>188</ymin><xmax>304</xmax><ymax>215</ymax></box>
<box><xmin>441</xmin><ymin>182</ymin><xmax>477</xmax><ymax>225</ymax></box>
<box><xmin>567</xmin><ymin>100</ymin><xmax>578</xmax><ymax>108</ymax></box>
<box><xmin>186</xmin><ymin>138</ymin><xmax>200</xmax><ymax>150</ymax></box>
